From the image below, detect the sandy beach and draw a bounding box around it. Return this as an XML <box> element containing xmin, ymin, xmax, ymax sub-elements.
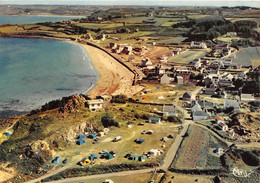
<box><xmin>83</xmin><ymin>44</ymin><xmax>142</xmax><ymax>98</ymax></box>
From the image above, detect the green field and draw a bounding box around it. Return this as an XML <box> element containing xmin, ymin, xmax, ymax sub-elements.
<box><xmin>73</xmin><ymin>173</ymin><xmax>152</xmax><ymax>183</ymax></box>
<box><xmin>169</xmin><ymin>49</ymin><xmax>209</xmax><ymax>64</ymax></box>
<box><xmin>233</xmin><ymin>47</ymin><xmax>260</xmax><ymax>67</ymax></box>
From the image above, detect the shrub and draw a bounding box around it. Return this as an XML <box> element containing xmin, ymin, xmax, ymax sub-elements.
<box><xmin>111</xmin><ymin>95</ymin><xmax>127</xmax><ymax>103</ymax></box>
<box><xmin>101</xmin><ymin>114</ymin><xmax>119</xmax><ymax>127</ymax></box>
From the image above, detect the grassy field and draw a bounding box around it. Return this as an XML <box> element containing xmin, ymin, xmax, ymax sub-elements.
<box><xmin>233</xmin><ymin>47</ymin><xmax>260</xmax><ymax>67</ymax></box>
<box><xmin>49</xmin><ymin>109</ymin><xmax>179</xmax><ymax>169</ymax></box>
<box><xmin>169</xmin><ymin>49</ymin><xmax>209</xmax><ymax>64</ymax></box>
<box><xmin>172</xmin><ymin>125</ymin><xmax>227</xmax><ymax>170</ymax></box>
<box><xmin>72</xmin><ymin>173</ymin><xmax>152</xmax><ymax>183</ymax></box>
<box><xmin>162</xmin><ymin>172</ymin><xmax>214</xmax><ymax>183</ymax></box>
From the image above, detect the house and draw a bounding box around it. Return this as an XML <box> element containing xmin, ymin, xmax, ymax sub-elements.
<box><xmin>240</xmin><ymin>94</ymin><xmax>255</xmax><ymax>102</ymax></box>
<box><xmin>203</xmin><ymin>87</ymin><xmax>216</xmax><ymax>95</ymax></box>
<box><xmin>86</xmin><ymin>99</ymin><xmax>103</xmax><ymax>112</ymax></box>
<box><xmin>121</xmin><ymin>46</ymin><xmax>133</xmax><ymax>55</ymax></box>
<box><xmin>215</xmin><ymin>116</ymin><xmax>224</xmax><ymax>124</ymax></box>
<box><xmin>226</xmin><ymin>32</ymin><xmax>237</xmax><ymax>37</ymax></box>
<box><xmin>52</xmin><ymin>157</ymin><xmax>61</xmax><ymax>164</ymax></box>
<box><xmin>148</xmin><ymin>149</ymin><xmax>163</xmax><ymax>156</ymax></box>
<box><xmin>190</xmin><ymin>41</ymin><xmax>207</xmax><ymax>49</ymax></box>
<box><xmin>175</xmin><ymin>69</ymin><xmax>191</xmax><ymax>83</ymax></box>
<box><xmin>192</xmin><ymin>110</ymin><xmax>210</xmax><ymax>120</ymax></box>
<box><xmin>217</xmin><ymin>122</ymin><xmax>228</xmax><ymax>131</ymax></box>
<box><xmin>218</xmin><ymin>76</ymin><xmax>233</xmax><ymax>87</ymax></box>
<box><xmin>177</xmin><ymin>76</ymin><xmax>183</xmax><ymax>84</ymax></box>
<box><xmin>224</xmin><ymin>100</ymin><xmax>240</xmax><ymax>111</ymax></box>
<box><xmin>183</xmin><ymin>92</ymin><xmax>192</xmax><ymax>101</ymax></box>
<box><xmin>160</xmin><ymin>73</ymin><xmax>171</xmax><ymax>84</ymax></box>
<box><xmin>191</xmin><ymin>103</ymin><xmax>202</xmax><ymax>113</ymax></box>
<box><xmin>162</xmin><ymin>105</ymin><xmax>176</xmax><ymax>117</ymax></box>
<box><xmin>156</xmin><ymin>65</ymin><xmax>166</xmax><ymax>75</ymax></box>
<box><xmin>148</xmin><ymin>117</ymin><xmax>161</xmax><ymax>124</ymax></box>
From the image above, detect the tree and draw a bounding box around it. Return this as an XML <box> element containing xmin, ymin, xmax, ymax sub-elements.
<box><xmin>101</xmin><ymin>114</ymin><xmax>119</xmax><ymax>127</ymax></box>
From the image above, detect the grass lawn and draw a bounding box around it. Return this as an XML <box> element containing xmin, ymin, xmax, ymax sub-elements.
<box><xmin>169</xmin><ymin>49</ymin><xmax>209</xmax><ymax>64</ymax></box>
<box><xmin>163</xmin><ymin>172</ymin><xmax>214</xmax><ymax>183</ymax></box>
<box><xmin>72</xmin><ymin>173</ymin><xmax>152</xmax><ymax>183</ymax></box>
<box><xmin>49</xmin><ymin>117</ymin><xmax>179</xmax><ymax>168</ymax></box>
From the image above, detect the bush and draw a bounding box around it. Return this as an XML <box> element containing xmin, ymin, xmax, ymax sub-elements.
<box><xmin>167</xmin><ymin>116</ymin><xmax>182</xmax><ymax>123</ymax></box>
<box><xmin>241</xmin><ymin>151</ymin><xmax>260</xmax><ymax>166</ymax></box>
<box><xmin>101</xmin><ymin>114</ymin><xmax>119</xmax><ymax>127</ymax></box>
<box><xmin>111</xmin><ymin>95</ymin><xmax>127</xmax><ymax>103</ymax></box>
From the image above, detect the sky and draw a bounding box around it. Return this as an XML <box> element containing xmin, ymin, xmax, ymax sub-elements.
<box><xmin>0</xmin><ymin>0</ymin><xmax>259</xmax><ymax>7</ymax></box>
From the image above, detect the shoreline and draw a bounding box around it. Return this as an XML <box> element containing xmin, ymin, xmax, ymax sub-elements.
<box><xmin>0</xmin><ymin>34</ymin><xmax>142</xmax><ymax>101</ymax></box>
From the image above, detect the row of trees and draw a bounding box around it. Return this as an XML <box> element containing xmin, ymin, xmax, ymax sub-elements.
<box><xmin>173</xmin><ymin>18</ymin><xmax>258</xmax><ymax>40</ymax></box>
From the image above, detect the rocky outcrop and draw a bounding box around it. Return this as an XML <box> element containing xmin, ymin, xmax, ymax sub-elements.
<box><xmin>59</xmin><ymin>95</ymin><xmax>87</xmax><ymax>114</ymax></box>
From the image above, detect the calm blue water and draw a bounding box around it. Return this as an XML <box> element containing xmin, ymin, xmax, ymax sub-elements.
<box><xmin>0</xmin><ymin>38</ymin><xmax>98</xmax><ymax>118</ymax></box>
<box><xmin>0</xmin><ymin>15</ymin><xmax>84</xmax><ymax>25</ymax></box>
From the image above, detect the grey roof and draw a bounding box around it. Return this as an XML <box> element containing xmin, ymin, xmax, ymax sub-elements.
<box><xmin>163</xmin><ymin>105</ymin><xmax>176</xmax><ymax>113</ymax></box>
<box><xmin>224</xmin><ymin>100</ymin><xmax>239</xmax><ymax>109</ymax></box>
<box><xmin>193</xmin><ymin>111</ymin><xmax>209</xmax><ymax>117</ymax></box>
<box><xmin>183</xmin><ymin>92</ymin><xmax>192</xmax><ymax>98</ymax></box>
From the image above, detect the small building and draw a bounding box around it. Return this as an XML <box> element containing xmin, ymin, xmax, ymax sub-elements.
<box><xmin>218</xmin><ymin>122</ymin><xmax>228</xmax><ymax>131</ymax></box>
<box><xmin>160</xmin><ymin>73</ymin><xmax>171</xmax><ymax>84</ymax></box>
<box><xmin>177</xmin><ymin>76</ymin><xmax>183</xmax><ymax>85</ymax></box>
<box><xmin>162</xmin><ymin>105</ymin><xmax>176</xmax><ymax>117</ymax></box>
<box><xmin>190</xmin><ymin>41</ymin><xmax>207</xmax><ymax>49</ymax></box>
<box><xmin>226</xmin><ymin>32</ymin><xmax>237</xmax><ymax>37</ymax></box>
<box><xmin>224</xmin><ymin>100</ymin><xmax>240</xmax><ymax>111</ymax></box>
<box><xmin>175</xmin><ymin>69</ymin><xmax>191</xmax><ymax>84</ymax></box>
<box><xmin>156</xmin><ymin>65</ymin><xmax>166</xmax><ymax>75</ymax></box>
<box><xmin>240</xmin><ymin>94</ymin><xmax>255</xmax><ymax>102</ymax></box>
<box><xmin>191</xmin><ymin>103</ymin><xmax>202</xmax><ymax>113</ymax></box>
<box><xmin>148</xmin><ymin>117</ymin><xmax>161</xmax><ymax>124</ymax></box>
<box><xmin>183</xmin><ymin>92</ymin><xmax>192</xmax><ymax>101</ymax></box>
<box><xmin>215</xmin><ymin>116</ymin><xmax>224</xmax><ymax>123</ymax></box>
<box><xmin>52</xmin><ymin>157</ymin><xmax>61</xmax><ymax>164</ymax></box>
<box><xmin>192</xmin><ymin>110</ymin><xmax>210</xmax><ymax>120</ymax></box>
<box><xmin>86</xmin><ymin>99</ymin><xmax>103</xmax><ymax>112</ymax></box>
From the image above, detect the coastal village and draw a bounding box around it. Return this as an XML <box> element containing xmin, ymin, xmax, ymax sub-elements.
<box><xmin>0</xmin><ymin>4</ymin><xmax>260</xmax><ymax>183</ymax></box>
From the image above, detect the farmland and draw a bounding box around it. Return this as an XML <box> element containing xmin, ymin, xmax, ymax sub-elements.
<box><xmin>233</xmin><ymin>47</ymin><xmax>260</xmax><ymax>67</ymax></box>
<box><xmin>169</xmin><ymin>49</ymin><xmax>209</xmax><ymax>64</ymax></box>
<box><xmin>172</xmin><ymin>125</ymin><xmax>227</xmax><ymax>170</ymax></box>
<box><xmin>72</xmin><ymin>173</ymin><xmax>152</xmax><ymax>183</ymax></box>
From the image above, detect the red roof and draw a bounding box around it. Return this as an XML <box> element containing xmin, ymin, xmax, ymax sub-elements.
<box><xmin>218</xmin><ymin>122</ymin><xmax>227</xmax><ymax>127</ymax></box>
<box><xmin>216</xmin><ymin>116</ymin><xmax>224</xmax><ymax>120</ymax></box>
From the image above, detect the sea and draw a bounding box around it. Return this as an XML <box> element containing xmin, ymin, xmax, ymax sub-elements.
<box><xmin>0</xmin><ymin>15</ymin><xmax>84</xmax><ymax>25</ymax></box>
<box><xmin>0</xmin><ymin>37</ymin><xmax>99</xmax><ymax>119</ymax></box>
